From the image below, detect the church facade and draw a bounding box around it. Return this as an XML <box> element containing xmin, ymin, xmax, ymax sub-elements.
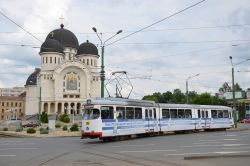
<box><xmin>25</xmin><ymin>24</ymin><xmax>100</xmax><ymax>115</ymax></box>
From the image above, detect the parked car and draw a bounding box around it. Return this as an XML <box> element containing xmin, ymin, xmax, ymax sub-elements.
<box><xmin>241</xmin><ymin>118</ymin><xmax>250</xmax><ymax>123</ymax></box>
<box><xmin>22</xmin><ymin>121</ymin><xmax>39</xmax><ymax>128</ymax></box>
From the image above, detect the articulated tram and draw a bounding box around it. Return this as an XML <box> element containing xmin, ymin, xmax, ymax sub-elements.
<box><xmin>81</xmin><ymin>98</ymin><xmax>234</xmax><ymax>141</ymax></box>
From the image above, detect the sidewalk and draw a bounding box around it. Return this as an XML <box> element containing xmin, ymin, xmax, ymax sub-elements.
<box><xmin>0</xmin><ymin>130</ymin><xmax>81</xmax><ymax>138</ymax></box>
<box><xmin>227</xmin><ymin>123</ymin><xmax>250</xmax><ymax>132</ymax></box>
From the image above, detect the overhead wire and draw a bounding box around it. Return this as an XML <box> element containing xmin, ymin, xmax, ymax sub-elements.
<box><xmin>106</xmin><ymin>0</ymin><xmax>206</xmax><ymax>46</ymax></box>
<box><xmin>0</xmin><ymin>10</ymin><xmax>42</xmax><ymax>43</ymax></box>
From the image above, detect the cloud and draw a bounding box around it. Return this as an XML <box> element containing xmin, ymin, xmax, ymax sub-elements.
<box><xmin>0</xmin><ymin>0</ymin><xmax>250</xmax><ymax>98</ymax></box>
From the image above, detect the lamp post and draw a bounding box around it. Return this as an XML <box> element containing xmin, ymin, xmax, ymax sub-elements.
<box><xmin>92</xmin><ymin>27</ymin><xmax>122</xmax><ymax>98</ymax></box>
<box><xmin>229</xmin><ymin>56</ymin><xmax>250</xmax><ymax>128</ymax></box>
<box><xmin>186</xmin><ymin>74</ymin><xmax>199</xmax><ymax>104</ymax></box>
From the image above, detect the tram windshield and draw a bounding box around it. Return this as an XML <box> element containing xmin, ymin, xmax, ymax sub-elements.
<box><xmin>83</xmin><ymin>108</ymin><xmax>100</xmax><ymax>120</ymax></box>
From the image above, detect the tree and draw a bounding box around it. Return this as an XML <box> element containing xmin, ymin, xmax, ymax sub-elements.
<box><xmin>40</xmin><ymin>111</ymin><xmax>48</xmax><ymax>123</ymax></box>
<box><xmin>142</xmin><ymin>95</ymin><xmax>159</xmax><ymax>103</ymax></box>
<box><xmin>172</xmin><ymin>89</ymin><xmax>186</xmax><ymax>104</ymax></box>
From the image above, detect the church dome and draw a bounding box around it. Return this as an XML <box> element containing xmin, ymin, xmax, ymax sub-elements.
<box><xmin>77</xmin><ymin>40</ymin><xmax>98</xmax><ymax>56</ymax></box>
<box><xmin>40</xmin><ymin>38</ymin><xmax>64</xmax><ymax>54</ymax></box>
<box><xmin>25</xmin><ymin>68</ymin><xmax>41</xmax><ymax>86</ymax></box>
<box><xmin>46</xmin><ymin>24</ymin><xmax>79</xmax><ymax>49</ymax></box>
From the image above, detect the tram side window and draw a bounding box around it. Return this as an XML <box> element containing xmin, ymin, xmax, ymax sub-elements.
<box><xmin>135</xmin><ymin>107</ymin><xmax>142</xmax><ymax>119</ymax></box>
<box><xmin>117</xmin><ymin>107</ymin><xmax>125</xmax><ymax>119</ymax></box>
<box><xmin>223</xmin><ymin>110</ymin><xmax>229</xmax><ymax>118</ymax></box>
<box><xmin>153</xmin><ymin>108</ymin><xmax>157</xmax><ymax>119</ymax></box>
<box><xmin>185</xmin><ymin>109</ymin><xmax>192</xmax><ymax>118</ymax></box>
<box><xmin>170</xmin><ymin>109</ymin><xmax>177</xmax><ymax>118</ymax></box>
<box><xmin>101</xmin><ymin>106</ymin><xmax>114</xmax><ymax>119</ymax></box>
<box><xmin>162</xmin><ymin>109</ymin><xmax>170</xmax><ymax>118</ymax></box>
<box><xmin>126</xmin><ymin>107</ymin><xmax>134</xmax><ymax>119</ymax></box>
<box><xmin>149</xmin><ymin>109</ymin><xmax>153</xmax><ymax>119</ymax></box>
<box><xmin>212</xmin><ymin>110</ymin><xmax>217</xmax><ymax>118</ymax></box>
<box><xmin>178</xmin><ymin>109</ymin><xmax>185</xmax><ymax>118</ymax></box>
<box><xmin>145</xmin><ymin>109</ymin><xmax>149</xmax><ymax>119</ymax></box>
<box><xmin>218</xmin><ymin>110</ymin><xmax>223</xmax><ymax>118</ymax></box>
<box><xmin>198</xmin><ymin>110</ymin><xmax>201</xmax><ymax>118</ymax></box>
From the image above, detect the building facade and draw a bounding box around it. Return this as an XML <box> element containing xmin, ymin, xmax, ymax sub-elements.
<box><xmin>25</xmin><ymin>24</ymin><xmax>100</xmax><ymax>116</ymax></box>
<box><xmin>0</xmin><ymin>87</ymin><xmax>25</xmax><ymax>97</ymax></box>
<box><xmin>0</xmin><ymin>95</ymin><xmax>25</xmax><ymax>120</ymax></box>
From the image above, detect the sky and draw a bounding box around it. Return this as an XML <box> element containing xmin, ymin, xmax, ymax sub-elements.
<box><xmin>0</xmin><ymin>0</ymin><xmax>250</xmax><ymax>99</ymax></box>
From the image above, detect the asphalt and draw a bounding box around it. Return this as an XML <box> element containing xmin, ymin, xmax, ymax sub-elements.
<box><xmin>0</xmin><ymin>124</ymin><xmax>250</xmax><ymax>166</ymax></box>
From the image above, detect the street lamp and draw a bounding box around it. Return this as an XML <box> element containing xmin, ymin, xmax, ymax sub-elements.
<box><xmin>186</xmin><ymin>73</ymin><xmax>200</xmax><ymax>104</ymax></box>
<box><xmin>92</xmin><ymin>27</ymin><xmax>122</xmax><ymax>98</ymax></box>
<box><xmin>229</xmin><ymin>56</ymin><xmax>250</xmax><ymax>128</ymax></box>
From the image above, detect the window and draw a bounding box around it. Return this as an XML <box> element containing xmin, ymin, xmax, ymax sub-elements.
<box><xmin>185</xmin><ymin>109</ymin><xmax>192</xmax><ymax>118</ymax></box>
<box><xmin>15</xmin><ymin>102</ymin><xmax>17</xmax><ymax>107</ymax></box>
<box><xmin>11</xmin><ymin>102</ymin><xmax>13</xmax><ymax>107</ymax></box>
<box><xmin>55</xmin><ymin>57</ymin><xmax>57</xmax><ymax>64</ymax></box>
<box><xmin>43</xmin><ymin>57</ymin><xmax>44</xmax><ymax>64</ymax></box>
<box><xmin>153</xmin><ymin>108</ymin><xmax>156</xmax><ymax>119</ymax></box>
<box><xmin>76</xmin><ymin>95</ymin><xmax>80</xmax><ymax>98</ymax></box>
<box><xmin>83</xmin><ymin>108</ymin><xmax>100</xmax><ymax>120</ymax></box>
<box><xmin>126</xmin><ymin>107</ymin><xmax>134</xmax><ymax>119</ymax></box>
<box><xmin>63</xmin><ymin>95</ymin><xmax>67</xmax><ymax>98</ymax></box>
<box><xmin>178</xmin><ymin>109</ymin><xmax>185</xmax><ymax>118</ymax></box>
<box><xmin>7</xmin><ymin>102</ymin><xmax>9</xmax><ymax>107</ymax></box>
<box><xmin>91</xmin><ymin>59</ymin><xmax>93</xmax><ymax>66</ymax></box>
<box><xmin>135</xmin><ymin>107</ymin><xmax>142</xmax><ymax>119</ymax></box>
<box><xmin>69</xmin><ymin>95</ymin><xmax>74</xmax><ymax>98</ymax></box>
<box><xmin>87</xmin><ymin>59</ymin><xmax>89</xmax><ymax>65</ymax></box>
<box><xmin>101</xmin><ymin>106</ymin><xmax>114</xmax><ymax>119</ymax></box>
<box><xmin>46</xmin><ymin>57</ymin><xmax>48</xmax><ymax>63</ymax></box>
<box><xmin>149</xmin><ymin>109</ymin><xmax>153</xmax><ymax>119</ymax></box>
<box><xmin>223</xmin><ymin>110</ymin><xmax>229</xmax><ymax>118</ymax></box>
<box><xmin>117</xmin><ymin>107</ymin><xmax>125</xmax><ymax>119</ymax></box>
<box><xmin>2</xmin><ymin>109</ymin><xmax>4</xmax><ymax>113</ymax></box>
<box><xmin>83</xmin><ymin>59</ymin><xmax>85</xmax><ymax>63</ymax></box>
<box><xmin>212</xmin><ymin>110</ymin><xmax>217</xmax><ymax>118</ymax></box>
<box><xmin>58</xmin><ymin>57</ymin><xmax>60</xmax><ymax>64</ymax></box>
<box><xmin>198</xmin><ymin>110</ymin><xmax>201</xmax><ymax>118</ymax></box>
<box><xmin>162</xmin><ymin>109</ymin><xmax>170</xmax><ymax>118</ymax></box>
<box><xmin>50</xmin><ymin>57</ymin><xmax>52</xmax><ymax>63</ymax></box>
<box><xmin>2</xmin><ymin>102</ymin><xmax>4</xmax><ymax>106</ymax></box>
<box><xmin>170</xmin><ymin>109</ymin><xmax>177</xmax><ymax>118</ymax></box>
<box><xmin>201</xmin><ymin>111</ymin><xmax>205</xmax><ymax>118</ymax></box>
<box><xmin>218</xmin><ymin>110</ymin><xmax>223</xmax><ymax>118</ymax></box>
<box><xmin>145</xmin><ymin>109</ymin><xmax>149</xmax><ymax>119</ymax></box>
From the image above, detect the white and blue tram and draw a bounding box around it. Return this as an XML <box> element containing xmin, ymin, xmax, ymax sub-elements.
<box><xmin>81</xmin><ymin>98</ymin><xmax>234</xmax><ymax>140</ymax></box>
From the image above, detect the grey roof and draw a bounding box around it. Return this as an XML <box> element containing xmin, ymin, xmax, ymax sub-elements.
<box><xmin>77</xmin><ymin>40</ymin><xmax>98</xmax><ymax>56</ymax></box>
<box><xmin>46</xmin><ymin>24</ymin><xmax>79</xmax><ymax>49</ymax></box>
<box><xmin>40</xmin><ymin>38</ymin><xmax>64</xmax><ymax>54</ymax></box>
<box><xmin>25</xmin><ymin>68</ymin><xmax>40</xmax><ymax>86</ymax></box>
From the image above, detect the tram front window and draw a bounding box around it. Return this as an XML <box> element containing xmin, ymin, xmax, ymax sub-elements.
<box><xmin>83</xmin><ymin>108</ymin><xmax>100</xmax><ymax>120</ymax></box>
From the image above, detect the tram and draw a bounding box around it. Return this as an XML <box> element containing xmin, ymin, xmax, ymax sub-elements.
<box><xmin>81</xmin><ymin>98</ymin><xmax>234</xmax><ymax>141</ymax></box>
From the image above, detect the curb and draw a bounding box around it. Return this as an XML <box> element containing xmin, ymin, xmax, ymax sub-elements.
<box><xmin>226</xmin><ymin>128</ymin><xmax>249</xmax><ymax>132</ymax></box>
<box><xmin>184</xmin><ymin>154</ymin><xmax>250</xmax><ymax>160</ymax></box>
<box><xmin>0</xmin><ymin>131</ymin><xmax>80</xmax><ymax>138</ymax></box>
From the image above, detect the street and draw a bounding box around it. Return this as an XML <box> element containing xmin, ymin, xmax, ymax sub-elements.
<box><xmin>1</xmin><ymin>129</ymin><xmax>250</xmax><ymax>166</ymax></box>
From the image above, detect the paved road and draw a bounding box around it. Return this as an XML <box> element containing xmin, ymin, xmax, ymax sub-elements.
<box><xmin>1</xmin><ymin>129</ymin><xmax>250</xmax><ymax>166</ymax></box>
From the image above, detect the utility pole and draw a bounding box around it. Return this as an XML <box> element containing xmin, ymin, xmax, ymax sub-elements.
<box><xmin>38</xmin><ymin>86</ymin><xmax>41</xmax><ymax>124</ymax></box>
<box><xmin>230</xmin><ymin>56</ymin><xmax>237</xmax><ymax>128</ymax></box>
<box><xmin>186</xmin><ymin>74</ymin><xmax>199</xmax><ymax>104</ymax></box>
<box><xmin>92</xmin><ymin>27</ymin><xmax>122</xmax><ymax>98</ymax></box>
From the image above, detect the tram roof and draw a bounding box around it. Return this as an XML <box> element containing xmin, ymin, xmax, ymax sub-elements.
<box><xmin>159</xmin><ymin>103</ymin><xmax>232</xmax><ymax>110</ymax></box>
<box><xmin>86</xmin><ymin>97</ymin><xmax>158</xmax><ymax>107</ymax></box>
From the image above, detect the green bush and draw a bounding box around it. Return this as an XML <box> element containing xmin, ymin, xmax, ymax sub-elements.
<box><xmin>62</xmin><ymin>125</ymin><xmax>68</xmax><ymax>131</ymax></box>
<box><xmin>40</xmin><ymin>111</ymin><xmax>48</xmax><ymax>123</ymax></box>
<box><xmin>55</xmin><ymin>123</ymin><xmax>61</xmax><ymax>128</ymax></box>
<box><xmin>59</xmin><ymin>114</ymin><xmax>70</xmax><ymax>123</ymax></box>
<box><xmin>3</xmin><ymin>127</ymin><xmax>8</xmax><ymax>131</ymax></box>
<box><xmin>40</xmin><ymin>128</ymin><xmax>49</xmax><ymax>134</ymax></box>
<box><xmin>16</xmin><ymin>127</ymin><xmax>23</xmax><ymax>132</ymax></box>
<box><xmin>63</xmin><ymin>116</ymin><xmax>70</xmax><ymax>123</ymax></box>
<box><xmin>27</xmin><ymin>128</ymin><xmax>36</xmax><ymax>134</ymax></box>
<box><xmin>70</xmin><ymin>123</ymin><xmax>79</xmax><ymax>131</ymax></box>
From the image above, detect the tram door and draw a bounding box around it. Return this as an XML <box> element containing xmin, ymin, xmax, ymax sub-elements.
<box><xmin>145</xmin><ymin>108</ymin><xmax>155</xmax><ymax>132</ymax></box>
<box><xmin>201</xmin><ymin>110</ymin><xmax>210</xmax><ymax>129</ymax></box>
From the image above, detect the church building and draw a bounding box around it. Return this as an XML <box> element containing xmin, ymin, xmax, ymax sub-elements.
<box><xmin>25</xmin><ymin>24</ymin><xmax>100</xmax><ymax>116</ymax></box>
